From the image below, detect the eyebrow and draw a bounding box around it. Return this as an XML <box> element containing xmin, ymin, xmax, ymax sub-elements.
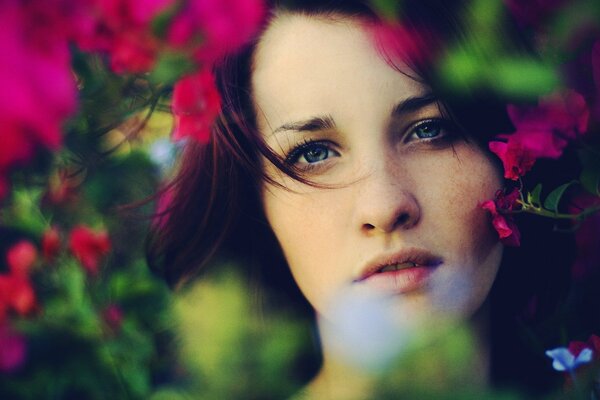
<box><xmin>271</xmin><ymin>92</ymin><xmax>437</xmax><ymax>136</ymax></box>
<box><xmin>272</xmin><ymin>115</ymin><xmax>336</xmax><ymax>135</ymax></box>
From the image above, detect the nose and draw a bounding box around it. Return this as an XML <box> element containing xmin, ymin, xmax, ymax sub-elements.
<box><xmin>355</xmin><ymin>161</ymin><xmax>421</xmax><ymax>235</ymax></box>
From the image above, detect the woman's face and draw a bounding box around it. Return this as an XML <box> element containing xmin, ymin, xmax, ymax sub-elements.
<box><xmin>252</xmin><ymin>14</ymin><xmax>504</xmax><ymax>325</ymax></box>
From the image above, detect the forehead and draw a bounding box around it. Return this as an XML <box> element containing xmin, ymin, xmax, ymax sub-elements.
<box><xmin>251</xmin><ymin>14</ymin><xmax>427</xmax><ymax>133</ymax></box>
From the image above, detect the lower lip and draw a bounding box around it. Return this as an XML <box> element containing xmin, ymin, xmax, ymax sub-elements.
<box><xmin>357</xmin><ymin>266</ymin><xmax>437</xmax><ymax>294</ymax></box>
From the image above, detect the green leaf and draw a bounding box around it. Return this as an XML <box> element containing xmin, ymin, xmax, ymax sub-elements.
<box><xmin>369</xmin><ymin>0</ymin><xmax>402</xmax><ymax>20</ymax></box>
<box><xmin>578</xmin><ymin>148</ymin><xmax>600</xmax><ymax>195</ymax></box>
<box><xmin>543</xmin><ymin>181</ymin><xmax>577</xmax><ymax>213</ymax></box>
<box><xmin>149</xmin><ymin>52</ymin><xmax>196</xmax><ymax>86</ymax></box>
<box><xmin>491</xmin><ymin>58</ymin><xmax>559</xmax><ymax>98</ymax></box>
<box><xmin>580</xmin><ymin>165</ymin><xmax>600</xmax><ymax>195</ymax></box>
<box><xmin>527</xmin><ymin>184</ymin><xmax>543</xmax><ymax>207</ymax></box>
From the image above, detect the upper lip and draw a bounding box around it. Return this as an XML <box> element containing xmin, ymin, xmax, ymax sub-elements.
<box><xmin>354</xmin><ymin>247</ymin><xmax>443</xmax><ymax>282</ymax></box>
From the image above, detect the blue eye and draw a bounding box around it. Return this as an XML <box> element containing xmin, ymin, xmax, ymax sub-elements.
<box><xmin>302</xmin><ymin>144</ymin><xmax>329</xmax><ymax>163</ymax></box>
<box><xmin>287</xmin><ymin>140</ymin><xmax>335</xmax><ymax>165</ymax></box>
<box><xmin>412</xmin><ymin>120</ymin><xmax>443</xmax><ymax>139</ymax></box>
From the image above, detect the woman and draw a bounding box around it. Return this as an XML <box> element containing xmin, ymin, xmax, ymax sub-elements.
<box><xmin>150</xmin><ymin>0</ymin><xmax>579</xmax><ymax>397</ymax></box>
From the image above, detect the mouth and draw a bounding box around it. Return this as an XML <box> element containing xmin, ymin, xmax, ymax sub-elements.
<box><xmin>353</xmin><ymin>248</ymin><xmax>443</xmax><ymax>294</ymax></box>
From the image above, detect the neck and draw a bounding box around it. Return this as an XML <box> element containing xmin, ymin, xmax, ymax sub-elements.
<box><xmin>304</xmin><ymin>304</ymin><xmax>491</xmax><ymax>399</ymax></box>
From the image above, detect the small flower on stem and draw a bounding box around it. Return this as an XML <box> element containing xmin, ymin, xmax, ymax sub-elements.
<box><xmin>480</xmin><ymin>189</ymin><xmax>521</xmax><ymax>246</ymax></box>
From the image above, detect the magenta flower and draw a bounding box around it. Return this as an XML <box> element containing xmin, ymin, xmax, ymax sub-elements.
<box><xmin>74</xmin><ymin>0</ymin><xmax>176</xmax><ymax>73</ymax></box>
<box><xmin>172</xmin><ymin>68</ymin><xmax>221</xmax><ymax>143</ymax></box>
<box><xmin>367</xmin><ymin>22</ymin><xmax>431</xmax><ymax>68</ymax></box>
<box><xmin>0</xmin><ymin>323</ymin><xmax>26</xmax><ymax>373</ymax></box>
<box><xmin>489</xmin><ymin>91</ymin><xmax>589</xmax><ymax>180</ymax></box>
<box><xmin>168</xmin><ymin>0</ymin><xmax>266</xmax><ymax>64</ymax></box>
<box><xmin>480</xmin><ymin>189</ymin><xmax>521</xmax><ymax>246</ymax></box>
<box><xmin>0</xmin><ymin>0</ymin><xmax>77</xmax><ymax>197</ymax></box>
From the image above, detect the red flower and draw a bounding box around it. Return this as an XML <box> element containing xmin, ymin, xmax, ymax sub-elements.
<box><xmin>171</xmin><ymin>68</ymin><xmax>221</xmax><ymax>143</ymax></box>
<box><xmin>68</xmin><ymin>225</ymin><xmax>111</xmax><ymax>275</ymax></box>
<box><xmin>489</xmin><ymin>91</ymin><xmax>589</xmax><ymax>180</ymax></box>
<box><xmin>42</xmin><ymin>227</ymin><xmax>61</xmax><ymax>263</ymax></box>
<box><xmin>0</xmin><ymin>323</ymin><xmax>26</xmax><ymax>373</ymax></box>
<box><xmin>6</xmin><ymin>241</ymin><xmax>37</xmax><ymax>277</ymax></box>
<box><xmin>167</xmin><ymin>0</ymin><xmax>265</xmax><ymax>64</ymax></box>
<box><xmin>0</xmin><ymin>275</ymin><xmax>37</xmax><ymax>319</ymax></box>
<box><xmin>568</xmin><ymin>334</ymin><xmax>600</xmax><ymax>359</ymax></box>
<box><xmin>480</xmin><ymin>189</ymin><xmax>521</xmax><ymax>246</ymax></box>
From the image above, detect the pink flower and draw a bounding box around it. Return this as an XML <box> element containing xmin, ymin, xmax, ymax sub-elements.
<box><xmin>168</xmin><ymin>0</ymin><xmax>266</xmax><ymax>64</ymax></box>
<box><xmin>42</xmin><ymin>227</ymin><xmax>62</xmax><ymax>264</ymax></box>
<box><xmin>489</xmin><ymin>91</ymin><xmax>589</xmax><ymax>180</ymax></box>
<box><xmin>68</xmin><ymin>225</ymin><xmax>111</xmax><ymax>275</ymax></box>
<box><xmin>367</xmin><ymin>22</ymin><xmax>431</xmax><ymax>67</ymax></box>
<box><xmin>75</xmin><ymin>0</ymin><xmax>176</xmax><ymax>73</ymax></box>
<box><xmin>510</xmin><ymin>91</ymin><xmax>589</xmax><ymax>141</ymax></box>
<box><xmin>6</xmin><ymin>241</ymin><xmax>38</xmax><ymax>277</ymax></box>
<box><xmin>0</xmin><ymin>0</ymin><xmax>77</xmax><ymax>197</ymax></box>
<box><xmin>172</xmin><ymin>68</ymin><xmax>221</xmax><ymax>143</ymax></box>
<box><xmin>480</xmin><ymin>189</ymin><xmax>521</xmax><ymax>246</ymax></box>
<box><xmin>0</xmin><ymin>323</ymin><xmax>26</xmax><ymax>373</ymax></box>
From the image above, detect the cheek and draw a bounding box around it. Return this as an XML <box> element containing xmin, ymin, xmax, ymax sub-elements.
<box><xmin>261</xmin><ymin>188</ymin><xmax>340</xmax><ymax>308</ymax></box>
<box><xmin>415</xmin><ymin>144</ymin><xmax>503</xmax><ymax>261</ymax></box>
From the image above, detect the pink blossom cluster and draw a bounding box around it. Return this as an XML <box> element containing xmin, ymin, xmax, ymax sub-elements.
<box><xmin>482</xmin><ymin>88</ymin><xmax>593</xmax><ymax>245</ymax></box>
<box><xmin>489</xmin><ymin>90</ymin><xmax>589</xmax><ymax>181</ymax></box>
<box><xmin>480</xmin><ymin>189</ymin><xmax>521</xmax><ymax>246</ymax></box>
<box><xmin>0</xmin><ymin>0</ymin><xmax>78</xmax><ymax>198</ymax></box>
<box><xmin>0</xmin><ymin>0</ymin><xmax>266</xmax><ymax>199</ymax></box>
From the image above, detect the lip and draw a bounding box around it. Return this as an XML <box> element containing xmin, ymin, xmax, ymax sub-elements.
<box><xmin>353</xmin><ymin>248</ymin><xmax>443</xmax><ymax>293</ymax></box>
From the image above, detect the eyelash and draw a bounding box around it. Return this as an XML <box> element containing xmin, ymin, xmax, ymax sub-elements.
<box><xmin>284</xmin><ymin>118</ymin><xmax>456</xmax><ymax>168</ymax></box>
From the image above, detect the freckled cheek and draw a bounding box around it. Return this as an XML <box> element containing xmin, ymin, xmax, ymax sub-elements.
<box><xmin>413</xmin><ymin>148</ymin><xmax>502</xmax><ymax>260</ymax></box>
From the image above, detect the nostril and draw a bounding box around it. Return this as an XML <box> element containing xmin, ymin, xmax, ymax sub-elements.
<box><xmin>363</xmin><ymin>223</ymin><xmax>376</xmax><ymax>231</ymax></box>
<box><xmin>396</xmin><ymin>213</ymin><xmax>410</xmax><ymax>226</ymax></box>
